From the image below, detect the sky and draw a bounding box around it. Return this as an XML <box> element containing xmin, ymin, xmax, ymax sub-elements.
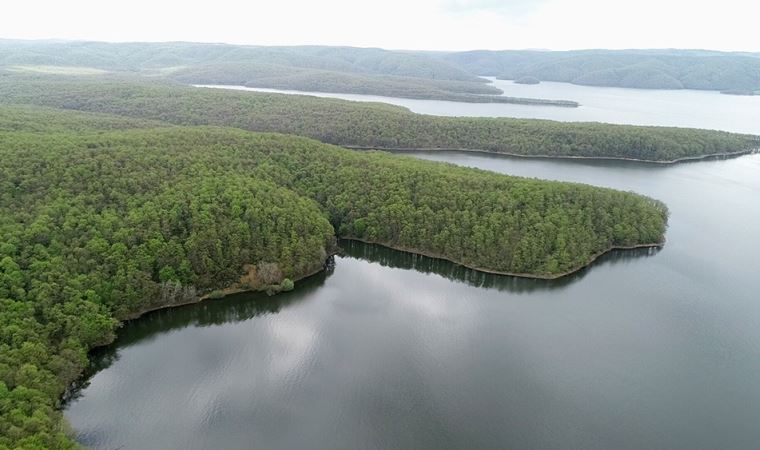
<box><xmin>1</xmin><ymin>0</ymin><xmax>758</xmax><ymax>52</ymax></box>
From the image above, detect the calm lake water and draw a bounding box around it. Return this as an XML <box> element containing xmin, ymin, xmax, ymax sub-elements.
<box><xmin>196</xmin><ymin>78</ymin><xmax>760</xmax><ymax>134</ymax></box>
<box><xmin>66</xmin><ymin>84</ymin><xmax>760</xmax><ymax>449</ymax></box>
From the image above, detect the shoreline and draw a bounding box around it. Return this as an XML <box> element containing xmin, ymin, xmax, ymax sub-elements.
<box><xmin>63</xmin><ymin>237</ymin><xmax>663</xmax><ymax>404</ymax></box>
<box><xmin>340</xmin><ymin>237</ymin><xmax>664</xmax><ymax>280</ymax></box>
<box><xmin>193</xmin><ymin>84</ymin><xmax>579</xmax><ymax>107</ymax></box>
<box><xmin>98</xmin><ymin>231</ymin><xmax>666</xmax><ymax>327</ymax></box>
<box><xmin>120</xmin><ymin>257</ymin><xmax>333</xmax><ymax>322</ymax></box>
<box><xmin>345</xmin><ymin>145</ymin><xmax>759</xmax><ymax>165</ymax></box>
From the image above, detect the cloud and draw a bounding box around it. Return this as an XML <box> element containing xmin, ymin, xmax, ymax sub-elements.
<box><xmin>0</xmin><ymin>0</ymin><xmax>758</xmax><ymax>51</ymax></box>
<box><xmin>440</xmin><ymin>0</ymin><xmax>545</xmax><ymax>14</ymax></box>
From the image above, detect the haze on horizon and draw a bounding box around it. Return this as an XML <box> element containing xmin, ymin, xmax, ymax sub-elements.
<box><xmin>2</xmin><ymin>0</ymin><xmax>759</xmax><ymax>53</ymax></box>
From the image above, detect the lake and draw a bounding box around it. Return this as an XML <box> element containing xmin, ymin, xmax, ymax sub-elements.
<box><xmin>196</xmin><ymin>78</ymin><xmax>760</xmax><ymax>134</ymax></box>
<box><xmin>65</xmin><ymin>85</ymin><xmax>760</xmax><ymax>449</ymax></box>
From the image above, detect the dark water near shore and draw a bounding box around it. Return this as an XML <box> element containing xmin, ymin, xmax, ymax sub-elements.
<box><xmin>65</xmin><ymin>152</ymin><xmax>760</xmax><ymax>449</ymax></box>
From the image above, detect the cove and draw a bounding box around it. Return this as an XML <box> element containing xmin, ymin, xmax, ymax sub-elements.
<box><xmin>65</xmin><ymin>153</ymin><xmax>760</xmax><ymax>450</ymax></box>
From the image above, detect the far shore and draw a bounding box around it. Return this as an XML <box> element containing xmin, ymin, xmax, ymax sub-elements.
<box><xmin>345</xmin><ymin>145</ymin><xmax>760</xmax><ymax>165</ymax></box>
<box><xmin>114</xmin><ymin>232</ymin><xmax>665</xmax><ymax>327</ymax></box>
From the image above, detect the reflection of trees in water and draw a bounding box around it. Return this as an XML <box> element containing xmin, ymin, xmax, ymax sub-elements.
<box><xmin>64</xmin><ymin>261</ymin><xmax>334</xmax><ymax>404</ymax></box>
<box><xmin>65</xmin><ymin>243</ymin><xmax>657</xmax><ymax>404</ymax></box>
<box><xmin>338</xmin><ymin>239</ymin><xmax>660</xmax><ymax>294</ymax></box>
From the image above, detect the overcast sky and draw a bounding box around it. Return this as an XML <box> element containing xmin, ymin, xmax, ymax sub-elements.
<box><xmin>2</xmin><ymin>0</ymin><xmax>758</xmax><ymax>52</ymax></box>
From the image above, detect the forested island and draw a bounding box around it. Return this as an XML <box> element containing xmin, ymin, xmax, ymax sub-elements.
<box><xmin>515</xmin><ymin>76</ymin><xmax>540</xmax><ymax>85</ymax></box>
<box><xmin>177</xmin><ymin>63</ymin><xmax>578</xmax><ymax>106</ymax></box>
<box><xmin>0</xmin><ymin>74</ymin><xmax>756</xmax><ymax>162</ymax></box>
<box><xmin>721</xmin><ymin>89</ymin><xmax>758</xmax><ymax>96</ymax></box>
<box><xmin>0</xmin><ymin>104</ymin><xmax>672</xmax><ymax>447</ymax></box>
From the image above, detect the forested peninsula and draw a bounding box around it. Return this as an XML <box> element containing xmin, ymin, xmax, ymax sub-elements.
<box><xmin>177</xmin><ymin>63</ymin><xmax>578</xmax><ymax>106</ymax></box>
<box><xmin>0</xmin><ymin>104</ymin><xmax>673</xmax><ymax>448</ymax></box>
<box><xmin>0</xmin><ymin>75</ymin><xmax>756</xmax><ymax>162</ymax></box>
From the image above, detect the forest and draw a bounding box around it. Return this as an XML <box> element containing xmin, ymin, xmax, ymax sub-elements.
<box><xmin>0</xmin><ymin>104</ymin><xmax>672</xmax><ymax>448</ymax></box>
<box><xmin>444</xmin><ymin>49</ymin><xmax>760</xmax><ymax>92</ymax></box>
<box><xmin>0</xmin><ymin>41</ymin><xmax>524</xmax><ymax>104</ymax></box>
<box><xmin>0</xmin><ymin>74</ymin><xmax>755</xmax><ymax>162</ymax></box>
<box><xmin>0</xmin><ymin>41</ymin><xmax>479</xmax><ymax>80</ymax></box>
<box><xmin>174</xmin><ymin>62</ymin><xmax>578</xmax><ymax>105</ymax></box>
